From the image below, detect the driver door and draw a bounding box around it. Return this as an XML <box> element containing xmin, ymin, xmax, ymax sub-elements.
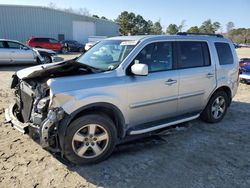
<box><xmin>126</xmin><ymin>41</ymin><xmax>179</xmax><ymax>126</ymax></box>
<box><xmin>7</xmin><ymin>41</ymin><xmax>35</xmax><ymax>64</ymax></box>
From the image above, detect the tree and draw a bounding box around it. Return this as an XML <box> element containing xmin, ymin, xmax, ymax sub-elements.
<box><xmin>92</xmin><ymin>15</ymin><xmax>99</xmax><ymax>18</ymax></box>
<box><xmin>166</xmin><ymin>24</ymin><xmax>179</xmax><ymax>34</ymax></box>
<box><xmin>178</xmin><ymin>20</ymin><xmax>186</xmax><ymax>32</ymax></box>
<box><xmin>199</xmin><ymin>19</ymin><xmax>221</xmax><ymax>34</ymax></box>
<box><xmin>226</xmin><ymin>22</ymin><xmax>235</xmax><ymax>32</ymax></box>
<box><xmin>229</xmin><ymin>28</ymin><xmax>250</xmax><ymax>43</ymax></box>
<box><xmin>150</xmin><ymin>21</ymin><xmax>163</xmax><ymax>34</ymax></box>
<box><xmin>101</xmin><ymin>16</ymin><xmax>108</xmax><ymax>20</ymax></box>
<box><xmin>116</xmin><ymin>11</ymin><xmax>162</xmax><ymax>35</ymax></box>
<box><xmin>78</xmin><ymin>8</ymin><xmax>90</xmax><ymax>16</ymax></box>
<box><xmin>116</xmin><ymin>11</ymin><xmax>136</xmax><ymax>35</ymax></box>
<box><xmin>187</xmin><ymin>26</ymin><xmax>200</xmax><ymax>33</ymax></box>
<box><xmin>47</xmin><ymin>2</ymin><xmax>56</xmax><ymax>9</ymax></box>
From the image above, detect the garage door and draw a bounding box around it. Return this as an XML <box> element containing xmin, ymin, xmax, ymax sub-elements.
<box><xmin>73</xmin><ymin>21</ymin><xmax>96</xmax><ymax>44</ymax></box>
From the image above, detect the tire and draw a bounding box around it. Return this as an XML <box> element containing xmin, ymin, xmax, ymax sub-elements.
<box><xmin>61</xmin><ymin>47</ymin><xmax>68</xmax><ymax>54</ymax></box>
<box><xmin>200</xmin><ymin>90</ymin><xmax>229</xmax><ymax>123</ymax></box>
<box><xmin>64</xmin><ymin>114</ymin><xmax>117</xmax><ymax>164</ymax></box>
<box><xmin>79</xmin><ymin>48</ymin><xmax>85</xmax><ymax>53</ymax></box>
<box><xmin>41</xmin><ymin>55</ymin><xmax>52</xmax><ymax>64</ymax></box>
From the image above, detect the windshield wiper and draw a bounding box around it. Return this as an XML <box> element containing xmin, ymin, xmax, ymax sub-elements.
<box><xmin>75</xmin><ymin>61</ymin><xmax>106</xmax><ymax>72</ymax></box>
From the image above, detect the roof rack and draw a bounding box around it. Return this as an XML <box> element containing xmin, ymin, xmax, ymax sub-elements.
<box><xmin>177</xmin><ymin>32</ymin><xmax>224</xmax><ymax>38</ymax></box>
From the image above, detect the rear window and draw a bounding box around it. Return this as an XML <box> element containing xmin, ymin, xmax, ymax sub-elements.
<box><xmin>177</xmin><ymin>41</ymin><xmax>211</xmax><ymax>69</ymax></box>
<box><xmin>215</xmin><ymin>43</ymin><xmax>234</xmax><ymax>65</ymax></box>
<box><xmin>34</xmin><ymin>38</ymin><xmax>48</xmax><ymax>42</ymax></box>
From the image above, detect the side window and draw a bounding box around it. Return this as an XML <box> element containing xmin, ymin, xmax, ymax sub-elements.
<box><xmin>49</xmin><ymin>39</ymin><xmax>59</xmax><ymax>43</ymax></box>
<box><xmin>0</xmin><ymin>42</ymin><xmax>5</xmax><ymax>48</ymax></box>
<box><xmin>133</xmin><ymin>42</ymin><xmax>173</xmax><ymax>73</ymax></box>
<box><xmin>215</xmin><ymin>42</ymin><xmax>234</xmax><ymax>65</ymax></box>
<box><xmin>177</xmin><ymin>41</ymin><xmax>210</xmax><ymax>69</ymax></box>
<box><xmin>7</xmin><ymin>42</ymin><xmax>24</xmax><ymax>49</ymax></box>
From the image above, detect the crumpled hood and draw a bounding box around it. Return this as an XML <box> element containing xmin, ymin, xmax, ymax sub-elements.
<box><xmin>33</xmin><ymin>48</ymin><xmax>56</xmax><ymax>54</ymax></box>
<box><xmin>16</xmin><ymin>59</ymin><xmax>91</xmax><ymax>80</ymax></box>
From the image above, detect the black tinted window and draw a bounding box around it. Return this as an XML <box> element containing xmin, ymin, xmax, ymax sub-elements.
<box><xmin>215</xmin><ymin>43</ymin><xmax>233</xmax><ymax>65</ymax></box>
<box><xmin>35</xmin><ymin>38</ymin><xmax>48</xmax><ymax>42</ymax></box>
<box><xmin>7</xmin><ymin>42</ymin><xmax>24</xmax><ymax>49</ymax></box>
<box><xmin>0</xmin><ymin>42</ymin><xmax>4</xmax><ymax>48</ymax></box>
<box><xmin>134</xmin><ymin>42</ymin><xmax>173</xmax><ymax>72</ymax></box>
<box><xmin>177</xmin><ymin>41</ymin><xmax>210</xmax><ymax>69</ymax></box>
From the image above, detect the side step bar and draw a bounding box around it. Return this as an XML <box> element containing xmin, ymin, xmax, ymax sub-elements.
<box><xmin>5</xmin><ymin>103</ymin><xmax>29</xmax><ymax>134</ymax></box>
<box><xmin>129</xmin><ymin>114</ymin><xmax>200</xmax><ymax>135</ymax></box>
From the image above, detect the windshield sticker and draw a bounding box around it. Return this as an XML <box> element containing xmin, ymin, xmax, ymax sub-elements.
<box><xmin>120</xmin><ymin>41</ymin><xmax>138</xmax><ymax>46</ymax></box>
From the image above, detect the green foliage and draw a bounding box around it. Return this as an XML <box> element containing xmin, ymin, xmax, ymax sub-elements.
<box><xmin>199</xmin><ymin>19</ymin><xmax>221</xmax><ymax>34</ymax></box>
<box><xmin>116</xmin><ymin>11</ymin><xmax>162</xmax><ymax>35</ymax></box>
<box><xmin>228</xmin><ymin>28</ymin><xmax>250</xmax><ymax>43</ymax></box>
<box><xmin>92</xmin><ymin>15</ymin><xmax>99</xmax><ymax>18</ymax></box>
<box><xmin>166</xmin><ymin>24</ymin><xmax>179</xmax><ymax>34</ymax></box>
<box><xmin>187</xmin><ymin>26</ymin><xmax>200</xmax><ymax>33</ymax></box>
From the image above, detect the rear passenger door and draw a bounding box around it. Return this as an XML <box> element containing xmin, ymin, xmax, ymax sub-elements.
<box><xmin>176</xmin><ymin>41</ymin><xmax>216</xmax><ymax>115</ymax></box>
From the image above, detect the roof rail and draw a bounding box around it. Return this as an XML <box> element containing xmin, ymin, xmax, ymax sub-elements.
<box><xmin>177</xmin><ymin>32</ymin><xmax>224</xmax><ymax>38</ymax></box>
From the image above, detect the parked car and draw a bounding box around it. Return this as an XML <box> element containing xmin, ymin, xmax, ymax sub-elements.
<box><xmin>5</xmin><ymin>33</ymin><xmax>239</xmax><ymax>164</ymax></box>
<box><xmin>85</xmin><ymin>36</ymin><xmax>106</xmax><ymax>51</ymax></box>
<box><xmin>239</xmin><ymin>58</ymin><xmax>250</xmax><ymax>83</ymax></box>
<box><xmin>0</xmin><ymin>39</ymin><xmax>59</xmax><ymax>64</ymax></box>
<box><xmin>233</xmin><ymin>43</ymin><xmax>240</xmax><ymax>48</ymax></box>
<box><xmin>26</xmin><ymin>37</ymin><xmax>68</xmax><ymax>54</ymax></box>
<box><xmin>61</xmin><ymin>40</ymin><xmax>85</xmax><ymax>52</ymax></box>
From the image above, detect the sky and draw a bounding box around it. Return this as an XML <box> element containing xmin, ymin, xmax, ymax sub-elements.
<box><xmin>0</xmin><ymin>0</ymin><xmax>249</xmax><ymax>31</ymax></box>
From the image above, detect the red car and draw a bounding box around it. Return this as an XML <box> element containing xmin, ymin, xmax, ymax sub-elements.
<box><xmin>26</xmin><ymin>37</ymin><xmax>67</xmax><ymax>53</ymax></box>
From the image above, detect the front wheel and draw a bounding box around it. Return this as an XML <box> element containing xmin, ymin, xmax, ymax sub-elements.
<box><xmin>64</xmin><ymin>114</ymin><xmax>117</xmax><ymax>164</ymax></box>
<box><xmin>201</xmin><ymin>91</ymin><xmax>229</xmax><ymax>123</ymax></box>
<box><xmin>41</xmin><ymin>55</ymin><xmax>52</xmax><ymax>64</ymax></box>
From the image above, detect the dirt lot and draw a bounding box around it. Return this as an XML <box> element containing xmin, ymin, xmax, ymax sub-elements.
<box><xmin>0</xmin><ymin>48</ymin><xmax>250</xmax><ymax>188</ymax></box>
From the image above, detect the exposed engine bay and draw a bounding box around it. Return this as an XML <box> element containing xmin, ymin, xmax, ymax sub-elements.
<box><xmin>6</xmin><ymin>59</ymin><xmax>96</xmax><ymax>150</ymax></box>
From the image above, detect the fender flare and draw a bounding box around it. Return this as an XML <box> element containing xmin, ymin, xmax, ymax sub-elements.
<box><xmin>57</xmin><ymin>102</ymin><xmax>126</xmax><ymax>153</ymax></box>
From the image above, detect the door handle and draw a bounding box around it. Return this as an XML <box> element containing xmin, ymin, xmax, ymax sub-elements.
<box><xmin>206</xmin><ymin>73</ymin><xmax>214</xmax><ymax>78</ymax></box>
<box><xmin>165</xmin><ymin>79</ymin><xmax>177</xmax><ymax>86</ymax></box>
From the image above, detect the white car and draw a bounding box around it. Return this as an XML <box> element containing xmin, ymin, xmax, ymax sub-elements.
<box><xmin>0</xmin><ymin>39</ymin><xmax>60</xmax><ymax>64</ymax></box>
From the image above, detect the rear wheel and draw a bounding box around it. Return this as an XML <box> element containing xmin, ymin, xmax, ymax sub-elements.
<box><xmin>201</xmin><ymin>91</ymin><xmax>229</xmax><ymax>123</ymax></box>
<box><xmin>64</xmin><ymin>114</ymin><xmax>117</xmax><ymax>164</ymax></box>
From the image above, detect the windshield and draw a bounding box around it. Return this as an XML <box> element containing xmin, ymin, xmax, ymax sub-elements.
<box><xmin>77</xmin><ymin>40</ymin><xmax>138</xmax><ymax>71</ymax></box>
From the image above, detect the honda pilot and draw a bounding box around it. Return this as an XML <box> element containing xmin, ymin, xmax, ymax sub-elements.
<box><xmin>5</xmin><ymin>33</ymin><xmax>239</xmax><ymax>164</ymax></box>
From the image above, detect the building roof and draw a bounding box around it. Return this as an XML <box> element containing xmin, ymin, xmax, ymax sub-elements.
<box><xmin>0</xmin><ymin>4</ymin><xmax>115</xmax><ymax>23</ymax></box>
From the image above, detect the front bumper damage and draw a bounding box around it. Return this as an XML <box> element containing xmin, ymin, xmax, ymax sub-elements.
<box><xmin>5</xmin><ymin>103</ymin><xmax>64</xmax><ymax>149</ymax></box>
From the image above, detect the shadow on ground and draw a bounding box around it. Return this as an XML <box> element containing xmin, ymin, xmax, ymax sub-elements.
<box><xmin>52</xmin><ymin>101</ymin><xmax>250</xmax><ymax>188</ymax></box>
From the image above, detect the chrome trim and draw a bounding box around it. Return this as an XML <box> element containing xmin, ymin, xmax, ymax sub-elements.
<box><xmin>130</xmin><ymin>91</ymin><xmax>204</xmax><ymax>109</ymax></box>
<box><xmin>129</xmin><ymin>114</ymin><xmax>200</xmax><ymax>135</ymax></box>
<box><xmin>130</xmin><ymin>95</ymin><xmax>178</xmax><ymax>109</ymax></box>
<box><xmin>178</xmin><ymin>90</ymin><xmax>205</xmax><ymax>100</ymax></box>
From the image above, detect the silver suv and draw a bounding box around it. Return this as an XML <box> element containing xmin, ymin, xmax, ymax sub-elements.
<box><xmin>5</xmin><ymin>33</ymin><xmax>239</xmax><ymax>164</ymax></box>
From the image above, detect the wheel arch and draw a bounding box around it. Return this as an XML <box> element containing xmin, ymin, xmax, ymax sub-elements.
<box><xmin>207</xmin><ymin>86</ymin><xmax>232</xmax><ymax>107</ymax></box>
<box><xmin>58</xmin><ymin>102</ymin><xmax>126</xmax><ymax>152</ymax></box>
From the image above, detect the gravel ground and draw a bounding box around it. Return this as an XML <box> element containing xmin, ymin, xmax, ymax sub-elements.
<box><xmin>0</xmin><ymin>49</ymin><xmax>250</xmax><ymax>188</ymax></box>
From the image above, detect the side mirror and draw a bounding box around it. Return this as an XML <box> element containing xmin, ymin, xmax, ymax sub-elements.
<box><xmin>131</xmin><ymin>63</ymin><xmax>148</xmax><ymax>76</ymax></box>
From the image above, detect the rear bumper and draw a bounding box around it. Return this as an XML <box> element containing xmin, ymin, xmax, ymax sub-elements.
<box><xmin>5</xmin><ymin>103</ymin><xmax>29</xmax><ymax>133</ymax></box>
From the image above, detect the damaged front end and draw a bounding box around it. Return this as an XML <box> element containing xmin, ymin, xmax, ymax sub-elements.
<box><xmin>5</xmin><ymin>74</ymin><xmax>65</xmax><ymax>150</ymax></box>
<box><xmin>5</xmin><ymin>59</ymin><xmax>98</xmax><ymax>151</ymax></box>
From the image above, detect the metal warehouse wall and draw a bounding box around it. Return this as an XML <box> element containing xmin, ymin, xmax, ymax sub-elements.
<box><xmin>0</xmin><ymin>5</ymin><xmax>119</xmax><ymax>43</ymax></box>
